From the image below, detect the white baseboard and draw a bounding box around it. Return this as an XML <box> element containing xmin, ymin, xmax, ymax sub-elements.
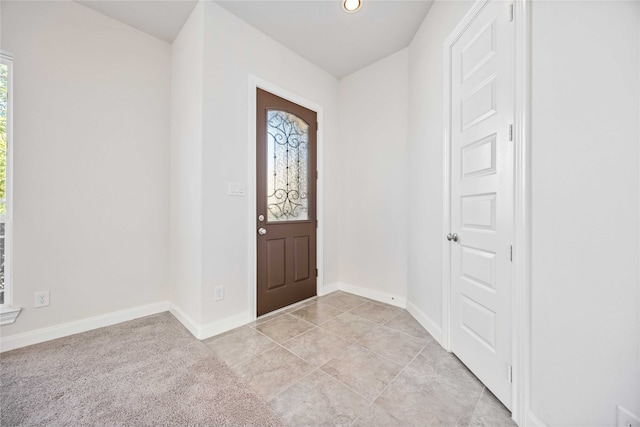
<box><xmin>321</xmin><ymin>282</ymin><xmax>340</xmax><ymax>296</ymax></box>
<box><xmin>198</xmin><ymin>311</ymin><xmax>250</xmax><ymax>340</ymax></box>
<box><xmin>0</xmin><ymin>301</ymin><xmax>170</xmax><ymax>353</ymax></box>
<box><xmin>406</xmin><ymin>301</ymin><xmax>443</xmax><ymax>345</ymax></box>
<box><xmin>330</xmin><ymin>282</ymin><xmax>406</xmax><ymax>308</ymax></box>
<box><xmin>167</xmin><ymin>303</ymin><xmax>200</xmax><ymax>339</ymax></box>
<box><xmin>168</xmin><ymin>303</ymin><xmax>250</xmax><ymax>341</ymax></box>
<box><xmin>0</xmin><ymin>287</ymin><xmax>443</xmax><ymax>353</ymax></box>
<box><xmin>525</xmin><ymin>411</ymin><xmax>547</xmax><ymax>427</ymax></box>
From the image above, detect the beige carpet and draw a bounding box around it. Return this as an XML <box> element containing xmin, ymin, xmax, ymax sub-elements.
<box><xmin>0</xmin><ymin>312</ymin><xmax>284</xmax><ymax>426</ymax></box>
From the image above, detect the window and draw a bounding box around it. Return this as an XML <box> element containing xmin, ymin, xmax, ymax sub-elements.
<box><xmin>0</xmin><ymin>52</ymin><xmax>13</xmax><ymax>310</ymax></box>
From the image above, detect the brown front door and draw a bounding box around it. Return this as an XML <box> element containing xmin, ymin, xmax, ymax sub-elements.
<box><xmin>256</xmin><ymin>88</ymin><xmax>317</xmax><ymax>316</ymax></box>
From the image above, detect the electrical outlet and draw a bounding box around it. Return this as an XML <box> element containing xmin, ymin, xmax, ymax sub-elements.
<box><xmin>618</xmin><ymin>405</ymin><xmax>640</xmax><ymax>427</ymax></box>
<box><xmin>214</xmin><ymin>286</ymin><xmax>224</xmax><ymax>301</ymax></box>
<box><xmin>34</xmin><ymin>291</ymin><xmax>50</xmax><ymax>308</ymax></box>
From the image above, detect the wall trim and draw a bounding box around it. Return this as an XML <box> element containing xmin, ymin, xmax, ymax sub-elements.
<box><xmin>0</xmin><ymin>52</ymin><xmax>14</xmax><ymax>310</ymax></box>
<box><xmin>0</xmin><ymin>306</ymin><xmax>21</xmax><ymax>326</ymax></box>
<box><xmin>512</xmin><ymin>0</ymin><xmax>533</xmax><ymax>425</ymax></box>
<box><xmin>247</xmin><ymin>75</ymin><xmax>325</xmax><ymax>323</ymax></box>
<box><xmin>0</xmin><ymin>286</ymin><xmax>421</xmax><ymax>352</ymax></box>
<box><xmin>406</xmin><ymin>301</ymin><xmax>443</xmax><ymax>345</ymax></box>
<box><xmin>329</xmin><ymin>282</ymin><xmax>406</xmax><ymax>309</ymax></box>
<box><xmin>167</xmin><ymin>303</ymin><xmax>200</xmax><ymax>339</ymax></box>
<box><xmin>0</xmin><ymin>301</ymin><xmax>257</xmax><ymax>353</ymax></box>
<box><xmin>169</xmin><ymin>303</ymin><xmax>250</xmax><ymax>340</ymax></box>
<box><xmin>0</xmin><ymin>301</ymin><xmax>169</xmax><ymax>353</ymax></box>
<box><xmin>526</xmin><ymin>411</ymin><xmax>547</xmax><ymax>427</ymax></box>
<box><xmin>198</xmin><ymin>311</ymin><xmax>250</xmax><ymax>340</ymax></box>
<box><xmin>321</xmin><ymin>282</ymin><xmax>340</xmax><ymax>296</ymax></box>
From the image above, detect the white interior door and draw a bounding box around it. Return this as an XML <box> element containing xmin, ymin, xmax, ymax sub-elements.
<box><xmin>449</xmin><ymin>0</ymin><xmax>514</xmax><ymax>409</ymax></box>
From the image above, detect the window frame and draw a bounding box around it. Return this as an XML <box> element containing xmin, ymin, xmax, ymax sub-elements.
<box><xmin>1</xmin><ymin>51</ymin><xmax>14</xmax><ymax>310</ymax></box>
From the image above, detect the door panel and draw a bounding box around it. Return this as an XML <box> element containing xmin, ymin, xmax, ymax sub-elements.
<box><xmin>460</xmin><ymin>295</ymin><xmax>496</xmax><ymax>351</ymax></box>
<box><xmin>257</xmin><ymin>89</ymin><xmax>317</xmax><ymax>316</ymax></box>
<box><xmin>462</xmin><ymin>134</ymin><xmax>496</xmax><ymax>178</ymax></box>
<box><xmin>450</xmin><ymin>0</ymin><xmax>513</xmax><ymax>409</ymax></box>
<box><xmin>266</xmin><ymin>239</ymin><xmax>286</xmax><ymax>290</ymax></box>
<box><xmin>462</xmin><ymin>78</ymin><xmax>497</xmax><ymax>129</ymax></box>
<box><xmin>293</xmin><ymin>236</ymin><xmax>310</xmax><ymax>282</ymax></box>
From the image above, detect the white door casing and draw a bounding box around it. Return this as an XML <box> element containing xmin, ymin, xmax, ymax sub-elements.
<box><xmin>447</xmin><ymin>0</ymin><xmax>515</xmax><ymax>409</ymax></box>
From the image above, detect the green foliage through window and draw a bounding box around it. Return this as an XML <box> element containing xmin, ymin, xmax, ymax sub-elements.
<box><xmin>0</xmin><ymin>62</ymin><xmax>7</xmax><ymax>303</ymax></box>
<box><xmin>0</xmin><ymin>63</ymin><xmax>7</xmax><ymax>216</ymax></box>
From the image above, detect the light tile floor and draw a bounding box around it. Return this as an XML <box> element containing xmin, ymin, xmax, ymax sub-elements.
<box><xmin>204</xmin><ymin>291</ymin><xmax>516</xmax><ymax>427</ymax></box>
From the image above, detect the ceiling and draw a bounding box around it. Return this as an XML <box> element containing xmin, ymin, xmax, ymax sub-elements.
<box><xmin>215</xmin><ymin>1</ymin><xmax>433</xmax><ymax>78</ymax></box>
<box><xmin>76</xmin><ymin>0</ymin><xmax>199</xmax><ymax>43</ymax></box>
<box><xmin>75</xmin><ymin>0</ymin><xmax>434</xmax><ymax>78</ymax></box>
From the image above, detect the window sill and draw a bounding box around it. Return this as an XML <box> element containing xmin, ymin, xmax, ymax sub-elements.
<box><xmin>0</xmin><ymin>306</ymin><xmax>21</xmax><ymax>325</ymax></box>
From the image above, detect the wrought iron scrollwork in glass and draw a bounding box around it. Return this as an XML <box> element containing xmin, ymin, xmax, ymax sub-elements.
<box><xmin>266</xmin><ymin>110</ymin><xmax>309</xmax><ymax>222</ymax></box>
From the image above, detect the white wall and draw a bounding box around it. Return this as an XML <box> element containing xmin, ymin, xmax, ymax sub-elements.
<box><xmin>170</xmin><ymin>2</ymin><xmax>204</xmax><ymax>325</ymax></box>
<box><xmin>406</xmin><ymin>0</ymin><xmax>473</xmax><ymax>338</ymax></box>
<box><xmin>0</xmin><ymin>1</ymin><xmax>171</xmax><ymax>336</ymax></box>
<box><xmin>196</xmin><ymin>2</ymin><xmax>340</xmax><ymax>325</ymax></box>
<box><xmin>530</xmin><ymin>1</ymin><xmax>639</xmax><ymax>425</ymax></box>
<box><xmin>338</xmin><ymin>49</ymin><xmax>409</xmax><ymax>300</ymax></box>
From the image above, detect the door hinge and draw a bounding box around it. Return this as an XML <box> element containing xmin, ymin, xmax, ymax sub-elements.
<box><xmin>509</xmin><ymin>3</ymin><xmax>514</xmax><ymax>22</ymax></box>
<box><xmin>508</xmin><ymin>365</ymin><xmax>513</xmax><ymax>383</ymax></box>
<box><xmin>315</xmin><ymin>268</ymin><xmax>318</xmax><ymax>277</ymax></box>
<box><xmin>316</xmin><ymin>170</ymin><xmax>318</xmax><ymax>180</ymax></box>
<box><xmin>316</xmin><ymin>122</ymin><xmax>319</xmax><ymax>131</ymax></box>
<box><xmin>508</xmin><ymin>124</ymin><xmax>514</xmax><ymax>142</ymax></box>
<box><xmin>316</xmin><ymin>219</ymin><xmax>318</xmax><ymax>229</ymax></box>
<box><xmin>510</xmin><ymin>245</ymin><xmax>513</xmax><ymax>262</ymax></box>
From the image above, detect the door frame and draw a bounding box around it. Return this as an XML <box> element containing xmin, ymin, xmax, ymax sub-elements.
<box><xmin>441</xmin><ymin>0</ymin><xmax>532</xmax><ymax>425</ymax></box>
<box><xmin>247</xmin><ymin>75</ymin><xmax>325</xmax><ymax>321</ymax></box>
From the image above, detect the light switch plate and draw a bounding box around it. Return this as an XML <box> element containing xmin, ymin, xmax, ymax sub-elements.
<box><xmin>228</xmin><ymin>182</ymin><xmax>246</xmax><ymax>196</ymax></box>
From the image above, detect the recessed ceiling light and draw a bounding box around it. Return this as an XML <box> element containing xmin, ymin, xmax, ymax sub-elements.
<box><xmin>342</xmin><ymin>0</ymin><xmax>361</xmax><ymax>13</ymax></box>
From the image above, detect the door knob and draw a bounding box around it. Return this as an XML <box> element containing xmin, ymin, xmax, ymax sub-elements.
<box><xmin>258</xmin><ymin>228</ymin><xmax>267</xmax><ymax>235</ymax></box>
<box><xmin>447</xmin><ymin>233</ymin><xmax>453</xmax><ymax>241</ymax></box>
<box><xmin>451</xmin><ymin>233</ymin><xmax>459</xmax><ymax>242</ymax></box>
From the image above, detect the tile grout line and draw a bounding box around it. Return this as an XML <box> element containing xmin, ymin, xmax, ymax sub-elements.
<box><xmin>256</xmin><ymin>315</ymin><xmax>399</xmax><ymax>409</ymax></box>
<box><xmin>381</xmin><ymin>308</ymin><xmax>404</xmax><ymax>324</ymax></box>
<box><xmin>316</xmin><ymin>366</ymin><xmax>382</xmax><ymax>405</ymax></box>
<box><xmin>312</xmin><ymin>367</ymin><xmax>375</xmax><ymax>405</ymax></box>
<box><xmin>266</xmin><ymin>366</ymin><xmax>320</xmax><ymax>405</ymax></box>
<box><xmin>351</xmin><ymin>322</ymin><xmax>434</xmax><ymax>367</ymax></box>
<box><xmin>368</xmin><ymin>340</ymin><xmax>432</xmax><ymax>405</ymax></box>
<box><xmin>347</xmin><ymin>336</ymin><xmax>416</xmax><ymax>369</ymax></box>
<box><xmin>214</xmin><ymin>300</ymin><xmax>431</xmax><ymax>371</ymax></box>
<box><xmin>379</xmin><ymin>310</ymin><xmax>436</xmax><ymax>342</ymax></box>
<box><xmin>264</xmin><ymin>334</ymin><xmax>378</xmax><ymax>414</ymax></box>
<box><xmin>210</xmin><ymin>293</ymin><xmax>448</xmax><ymax>426</ymax></box>
<box><xmin>216</xmin><ymin>331</ymin><xmax>280</xmax><ymax>369</ymax></box>
<box><xmin>468</xmin><ymin>386</ymin><xmax>486</xmax><ymax>426</ymax></box>
<box><xmin>243</xmin><ymin>303</ymin><xmax>430</xmax><ymax>384</ymax></box>
<box><xmin>380</xmin><ymin>324</ymin><xmax>433</xmax><ymax>342</ymax></box>
<box><xmin>254</xmin><ymin>314</ymin><xmax>318</xmax><ymax>338</ymax></box>
<box><xmin>288</xmin><ymin>306</ymin><xmax>349</xmax><ymax>327</ymax></box>
<box><xmin>231</xmin><ymin>326</ymin><xmax>322</xmax><ymax>406</ymax></box>
<box><xmin>213</xmin><ymin>292</ymin><xmax>508</xmax><ymax>425</ymax></box>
